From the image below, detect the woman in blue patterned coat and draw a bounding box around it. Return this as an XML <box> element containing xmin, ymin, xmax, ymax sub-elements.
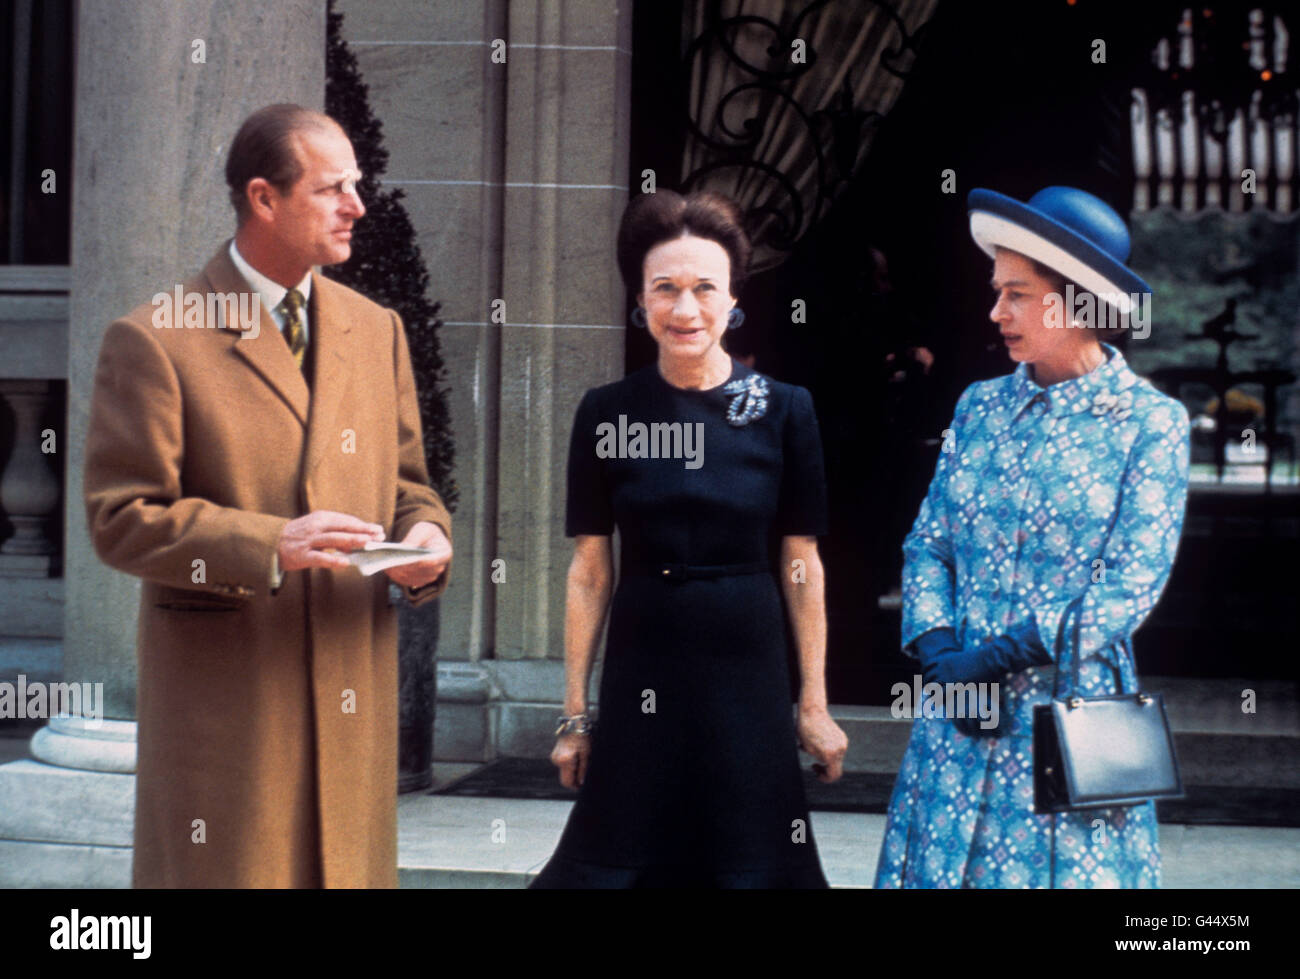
<box><xmin>874</xmin><ymin>187</ymin><xmax>1191</xmax><ymax>888</ymax></box>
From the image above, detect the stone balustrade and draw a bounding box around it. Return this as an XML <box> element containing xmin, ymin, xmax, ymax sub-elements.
<box><xmin>0</xmin><ymin>269</ymin><xmax>68</xmax><ymax>634</ymax></box>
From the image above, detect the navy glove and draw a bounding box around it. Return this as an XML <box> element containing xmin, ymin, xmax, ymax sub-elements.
<box><xmin>915</xmin><ymin>621</ymin><xmax>1050</xmax><ymax>687</ymax></box>
<box><xmin>911</xmin><ymin>627</ymin><xmax>962</xmax><ymax>684</ymax></box>
<box><xmin>910</xmin><ymin>628</ymin><xmax>982</xmax><ymax>735</ymax></box>
<box><xmin>909</xmin><ymin>622</ymin><xmax>1052</xmax><ymax>736</ymax></box>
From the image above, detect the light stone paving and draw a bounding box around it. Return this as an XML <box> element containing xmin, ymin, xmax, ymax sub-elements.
<box><xmin>396</xmin><ymin>793</ymin><xmax>1300</xmax><ymax>889</ymax></box>
<box><xmin>1159</xmin><ymin>823</ymin><xmax>1300</xmax><ymax>888</ymax></box>
<box><xmin>2</xmin><ymin>743</ymin><xmax>1293</xmax><ymax>889</ymax></box>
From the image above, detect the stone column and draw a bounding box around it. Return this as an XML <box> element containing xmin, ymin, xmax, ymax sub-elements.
<box><xmin>338</xmin><ymin>0</ymin><xmax>632</xmax><ymax>759</ymax></box>
<box><xmin>339</xmin><ymin>0</ymin><xmax>507</xmax><ymax>672</ymax></box>
<box><xmin>337</xmin><ymin>0</ymin><xmax>508</xmax><ymax>763</ymax></box>
<box><xmin>0</xmin><ymin>0</ymin><xmax>325</xmax><ymax>887</ymax></box>
<box><xmin>491</xmin><ymin>0</ymin><xmax>632</xmax><ymax>750</ymax></box>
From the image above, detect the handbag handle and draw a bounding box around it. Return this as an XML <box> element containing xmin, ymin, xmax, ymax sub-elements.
<box><xmin>1055</xmin><ymin>593</ymin><xmax>1128</xmax><ymax>699</ymax></box>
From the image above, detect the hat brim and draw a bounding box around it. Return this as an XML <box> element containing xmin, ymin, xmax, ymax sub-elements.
<box><xmin>968</xmin><ymin>189</ymin><xmax>1151</xmax><ymax>314</ymax></box>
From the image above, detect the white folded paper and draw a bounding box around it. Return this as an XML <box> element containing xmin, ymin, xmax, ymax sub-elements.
<box><xmin>346</xmin><ymin>541</ymin><xmax>441</xmax><ymax>576</ymax></box>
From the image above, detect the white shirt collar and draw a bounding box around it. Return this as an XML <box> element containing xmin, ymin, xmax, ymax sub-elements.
<box><xmin>228</xmin><ymin>240</ymin><xmax>312</xmax><ymax>318</ymax></box>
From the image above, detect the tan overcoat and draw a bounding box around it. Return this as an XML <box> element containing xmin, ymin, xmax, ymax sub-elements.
<box><xmin>84</xmin><ymin>245</ymin><xmax>451</xmax><ymax>888</ymax></box>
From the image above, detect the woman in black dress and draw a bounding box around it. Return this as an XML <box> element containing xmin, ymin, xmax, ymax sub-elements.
<box><xmin>530</xmin><ymin>190</ymin><xmax>848</xmax><ymax>888</ymax></box>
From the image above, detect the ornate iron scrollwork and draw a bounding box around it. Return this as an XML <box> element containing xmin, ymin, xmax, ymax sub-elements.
<box><xmin>680</xmin><ymin>0</ymin><xmax>932</xmax><ymax>269</ymax></box>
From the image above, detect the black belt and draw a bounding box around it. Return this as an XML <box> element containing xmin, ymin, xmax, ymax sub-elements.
<box><xmin>627</xmin><ymin>561</ymin><xmax>770</xmax><ymax>582</ymax></box>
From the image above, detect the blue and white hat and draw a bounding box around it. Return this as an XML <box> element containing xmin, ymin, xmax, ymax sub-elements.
<box><xmin>968</xmin><ymin>186</ymin><xmax>1151</xmax><ymax>313</ymax></box>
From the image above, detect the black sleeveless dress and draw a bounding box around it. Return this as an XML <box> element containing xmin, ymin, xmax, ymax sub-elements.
<box><xmin>530</xmin><ymin>358</ymin><xmax>830</xmax><ymax>888</ymax></box>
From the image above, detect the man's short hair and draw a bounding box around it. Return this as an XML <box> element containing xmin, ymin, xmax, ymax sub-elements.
<box><xmin>226</xmin><ymin>104</ymin><xmax>343</xmax><ymax>223</ymax></box>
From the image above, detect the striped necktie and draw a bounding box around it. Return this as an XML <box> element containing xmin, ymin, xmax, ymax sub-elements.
<box><xmin>280</xmin><ymin>288</ymin><xmax>307</xmax><ymax>369</ymax></box>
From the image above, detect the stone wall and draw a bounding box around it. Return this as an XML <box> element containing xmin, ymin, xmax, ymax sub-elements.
<box><xmin>338</xmin><ymin>0</ymin><xmax>632</xmax><ymax>756</ymax></box>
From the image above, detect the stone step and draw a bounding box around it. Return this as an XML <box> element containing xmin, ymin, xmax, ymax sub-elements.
<box><xmin>0</xmin><ymin>839</ymin><xmax>131</xmax><ymax>888</ymax></box>
<box><xmin>835</xmin><ymin>713</ymin><xmax>1300</xmax><ymax>787</ymax></box>
<box><xmin>836</xmin><ymin>676</ymin><xmax>1299</xmax><ymax>787</ymax></box>
<box><xmin>482</xmin><ymin>677</ymin><xmax>1299</xmax><ymax>787</ymax></box>
<box><xmin>0</xmin><ymin>759</ymin><xmax>135</xmax><ymax>847</ymax></box>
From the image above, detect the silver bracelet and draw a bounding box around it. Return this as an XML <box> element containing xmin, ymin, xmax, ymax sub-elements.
<box><xmin>555</xmin><ymin>713</ymin><xmax>593</xmax><ymax>737</ymax></box>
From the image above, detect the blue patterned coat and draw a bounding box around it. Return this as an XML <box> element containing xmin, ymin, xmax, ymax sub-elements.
<box><xmin>874</xmin><ymin>345</ymin><xmax>1190</xmax><ymax>888</ymax></box>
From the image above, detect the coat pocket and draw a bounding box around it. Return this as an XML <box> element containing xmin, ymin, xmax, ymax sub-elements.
<box><xmin>152</xmin><ymin>584</ymin><xmax>246</xmax><ymax>612</ymax></box>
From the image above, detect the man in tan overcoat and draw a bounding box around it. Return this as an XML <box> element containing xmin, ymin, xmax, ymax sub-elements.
<box><xmin>84</xmin><ymin>104</ymin><xmax>452</xmax><ymax>888</ymax></box>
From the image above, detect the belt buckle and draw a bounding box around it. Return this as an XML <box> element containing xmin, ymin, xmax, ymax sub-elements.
<box><xmin>660</xmin><ymin>562</ymin><xmax>689</xmax><ymax>581</ymax></box>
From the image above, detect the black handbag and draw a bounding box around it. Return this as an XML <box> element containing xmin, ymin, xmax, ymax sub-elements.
<box><xmin>1032</xmin><ymin>595</ymin><xmax>1183</xmax><ymax>813</ymax></box>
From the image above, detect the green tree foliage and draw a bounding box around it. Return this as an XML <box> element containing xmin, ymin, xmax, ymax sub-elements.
<box><xmin>324</xmin><ymin>1</ymin><xmax>457</xmax><ymax>510</ymax></box>
<box><xmin>1128</xmin><ymin>208</ymin><xmax>1300</xmax><ymax>434</ymax></box>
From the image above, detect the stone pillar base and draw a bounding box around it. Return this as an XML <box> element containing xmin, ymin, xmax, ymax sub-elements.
<box><xmin>30</xmin><ymin>716</ymin><xmax>136</xmax><ymax>772</ymax></box>
<box><xmin>432</xmin><ymin>660</ymin><xmax>607</xmax><ymax>763</ymax></box>
<box><xmin>433</xmin><ymin>664</ymin><xmax>497</xmax><ymax>764</ymax></box>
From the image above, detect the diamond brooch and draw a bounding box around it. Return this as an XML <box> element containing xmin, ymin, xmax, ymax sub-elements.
<box><xmin>723</xmin><ymin>374</ymin><xmax>770</xmax><ymax>427</ymax></box>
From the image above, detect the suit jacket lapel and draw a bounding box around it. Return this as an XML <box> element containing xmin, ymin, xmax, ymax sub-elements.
<box><xmin>302</xmin><ymin>271</ymin><xmax>354</xmax><ymax>478</ymax></box>
<box><xmin>204</xmin><ymin>245</ymin><xmax>310</xmax><ymax>427</ymax></box>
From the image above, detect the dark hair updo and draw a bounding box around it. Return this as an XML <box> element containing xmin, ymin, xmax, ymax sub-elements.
<box><xmin>616</xmin><ymin>190</ymin><xmax>752</xmax><ymax>298</ymax></box>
